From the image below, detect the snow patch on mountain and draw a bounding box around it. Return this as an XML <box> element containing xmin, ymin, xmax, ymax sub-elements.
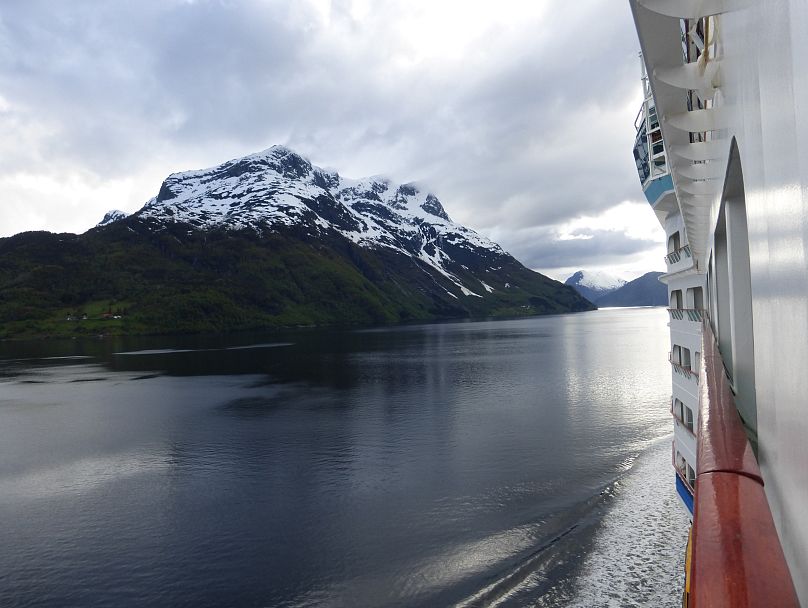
<box><xmin>97</xmin><ymin>209</ymin><xmax>129</xmax><ymax>227</ymax></box>
<box><xmin>564</xmin><ymin>270</ymin><xmax>627</xmax><ymax>304</ymax></box>
<box><xmin>135</xmin><ymin>145</ymin><xmax>507</xmax><ymax>290</ymax></box>
<box><xmin>566</xmin><ymin>270</ymin><xmax>626</xmax><ymax>291</ymax></box>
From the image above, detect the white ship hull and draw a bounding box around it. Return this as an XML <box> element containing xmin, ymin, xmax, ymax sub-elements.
<box><xmin>629</xmin><ymin>1</ymin><xmax>806</xmax><ymax>604</ymax></box>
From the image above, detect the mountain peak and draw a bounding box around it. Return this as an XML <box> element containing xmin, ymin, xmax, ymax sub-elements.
<box><xmin>263</xmin><ymin>144</ymin><xmax>296</xmax><ymax>155</ymax></box>
<box><xmin>136</xmin><ymin>146</ymin><xmax>489</xmax><ymax>282</ymax></box>
<box><xmin>258</xmin><ymin>145</ymin><xmax>312</xmax><ymax>171</ymax></box>
<box><xmin>97</xmin><ymin>209</ymin><xmax>129</xmax><ymax>227</ymax></box>
<box><xmin>143</xmin><ymin>145</ymin><xmax>453</xmax><ymax>223</ymax></box>
<box><xmin>2</xmin><ymin>146</ymin><xmax>596</xmax><ymax>338</ymax></box>
<box><xmin>565</xmin><ymin>270</ymin><xmax>625</xmax><ymax>291</ymax></box>
<box><xmin>564</xmin><ymin>269</ymin><xmax>627</xmax><ymax>304</ymax></box>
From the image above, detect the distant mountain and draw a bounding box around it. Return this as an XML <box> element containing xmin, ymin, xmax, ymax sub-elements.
<box><xmin>0</xmin><ymin>146</ymin><xmax>593</xmax><ymax>338</ymax></box>
<box><xmin>595</xmin><ymin>272</ymin><xmax>666</xmax><ymax>307</ymax></box>
<box><xmin>97</xmin><ymin>209</ymin><xmax>129</xmax><ymax>227</ymax></box>
<box><xmin>564</xmin><ymin>270</ymin><xmax>626</xmax><ymax>303</ymax></box>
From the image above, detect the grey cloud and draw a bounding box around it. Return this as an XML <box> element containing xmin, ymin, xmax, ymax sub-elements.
<box><xmin>0</xmin><ymin>0</ymin><xmax>659</xmax><ymax>272</ymax></box>
<box><xmin>0</xmin><ymin>1</ymin><xmax>313</xmax><ymax>174</ymax></box>
<box><xmin>501</xmin><ymin>227</ymin><xmax>662</xmax><ymax>271</ymax></box>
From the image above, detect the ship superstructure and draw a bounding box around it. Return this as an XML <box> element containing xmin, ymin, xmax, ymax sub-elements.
<box><xmin>630</xmin><ymin>1</ymin><xmax>806</xmax><ymax>605</ymax></box>
<box><xmin>634</xmin><ymin>52</ymin><xmax>704</xmax><ymax>518</ymax></box>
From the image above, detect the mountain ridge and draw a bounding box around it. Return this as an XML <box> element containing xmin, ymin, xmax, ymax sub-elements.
<box><xmin>131</xmin><ymin>145</ymin><xmax>511</xmax><ymax>298</ymax></box>
<box><xmin>564</xmin><ymin>269</ymin><xmax>626</xmax><ymax>303</ymax></box>
<box><xmin>595</xmin><ymin>271</ymin><xmax>666</xmax><ymax>307</ymax></box>
<box><xmin>0</xmin><ymin>146</ymin><xmax>594</xmax><ymax>338</ymax></box>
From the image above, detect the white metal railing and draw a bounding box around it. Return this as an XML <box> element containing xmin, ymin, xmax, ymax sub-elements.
<box><xmin>669</xmin><ymin>353</ymin><xmax>699</xmax><ymax>381</ymax></box>
<box><xmin>665</xmin><ymin>244</ymin><xmax>692</xmax><ymax>265</ymax></box>
<box><xmin>667</xmin><ymin>308</ymin><xmax>705</xmax><ymax>322</ymax></box>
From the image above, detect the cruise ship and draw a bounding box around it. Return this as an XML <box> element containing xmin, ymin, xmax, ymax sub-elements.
<box><xmin>629</xmin><ymin>2</ymin><xmax>805</xmax><ymax>605</ymax></box>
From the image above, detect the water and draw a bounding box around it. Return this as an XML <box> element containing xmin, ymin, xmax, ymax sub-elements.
<box><xmin>0</xmin><ymin>308</ymin><xmax>687</xmax><ymax>607</ymax></box>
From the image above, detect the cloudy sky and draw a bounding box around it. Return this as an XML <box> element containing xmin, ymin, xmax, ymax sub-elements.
<box><xmin>0</xmin><ymin>0</ymin><xmax>664</xmax><ymax>281</ymax></box>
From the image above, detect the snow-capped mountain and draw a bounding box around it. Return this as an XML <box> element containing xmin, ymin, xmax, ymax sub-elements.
<box><xmin>564</xmin><ymin>270</ymin><xmax>627</xmax><ymax>303</ymax></box>
<box><xmin>136</xmin><ymin>145</ymin><xmax>507</xmax><ymax>296</ymax></box>
<box><xmin>97</xmin><ymin>209</ymin><xmax>129</xmax><ymax>227</ymax></box>
<box><xmin>0</xmin><ymin>145</ymin><xmax>595</xmax><ymax>338</ymax></box>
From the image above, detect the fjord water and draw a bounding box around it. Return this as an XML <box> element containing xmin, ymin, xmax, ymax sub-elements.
<box><xmin>0</xmin><ymin>308</ymin><xmax>687</xmax><ymax>607</ymax></box>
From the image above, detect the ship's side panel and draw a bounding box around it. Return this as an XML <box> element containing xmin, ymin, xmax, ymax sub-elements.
<box><xmin>631</xmin><ymin>0</ymin><xmax>807</xmax><ymax>601</ymax></box>
<box><xmin>665</xmin><ymin>270</ymin><xmax>704</xmax><ymax>512</ymax></box>
<box><xmin>720</xmin><ymin>2</ymin><xmax>808</xmax><ymax>596</ymax></box>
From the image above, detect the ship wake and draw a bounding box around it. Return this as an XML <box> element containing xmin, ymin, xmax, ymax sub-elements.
<box><xmin>453</xmin><ymin>437</ymin><xmax>688</xmax><ymax>608</ymax></box>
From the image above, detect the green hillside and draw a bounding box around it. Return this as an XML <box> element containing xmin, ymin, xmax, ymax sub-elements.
<box><xmin>0</xmin><ymin>219</ymin><xmax>593</xmax><ymax>339</ymax></box>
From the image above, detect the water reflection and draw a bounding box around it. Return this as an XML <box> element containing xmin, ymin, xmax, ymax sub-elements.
<box><xmin>0</xmin><ymin>308</ymin><xmax>683</xmax><ymax>607</ymax></box>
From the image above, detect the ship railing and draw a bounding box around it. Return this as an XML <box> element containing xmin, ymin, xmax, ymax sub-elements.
<box><xmin>665</xmin><ymin>244</ymin><xmax>692</xmax><ymax>265</ymax></box>
<box><xmin>634</xmin><ymin>105</ymin><xmax>644</xmax><ymax>132</ymax></box>
<box><xmin>667</xmin><ymin>308</ymin><xmax>705</xmax><ymax>322</ymax></box>
<box><xmin>668</xmin><ymin>354</ymin><xmax>698</xmax><ymax>381</ymax></box>
<box><xmin>684</xmin><ymin>323</ymin><xmax>800</xmax><ymax>606</ymax></box>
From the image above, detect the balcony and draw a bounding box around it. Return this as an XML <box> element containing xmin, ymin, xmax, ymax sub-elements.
<box><xmin>665</xmin><ymin>244</ymin><xmax>694</xmax><ymax>273</ymax></box>
<box><xmin>667</xmin><ymin>308</ymin><xmax>704</xmax><ymax>323</ymax></box>
<box><xmin>674</xmin><ymin>462</ymin><xmax>695</xmax><ymax>495</ymax></box>
<box><xmin>671</xmin><ymin>397</ymin><xmax>696</xmax><ymax>437</ymax></box>
<box><xmin>668</xmin><ymin>309</ymin><xmax>706</xmax><ymax>335</ymax></box>
<box><xmin>669</xmin><ymin>354</ymin><xmax>698</xmax><ymax>383</ymax></box>
<box><xmin>672</xmin><ymin>441</ymin><xmax>695</xmax><ymax>514</ymax></box>
<box><xmin>643</xmin><ymin>173</ymin><xmax>674</xmax><ymax>207</ymax></box>
<box><xmin>675</xmin><ymin>471</ymin><xmax>694</xmax><ymax>515</ymax></box>
<box><xmin>633</xmin><ymin>78</ymin><xmax>674</xmax><ymax>208</ymax></box>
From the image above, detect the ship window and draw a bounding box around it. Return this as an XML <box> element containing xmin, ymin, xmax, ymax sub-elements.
<box><xmin>675</xmin><ymin>451</ymin><xmax>697</xmax><ymax>490</ymax></box>
<box><xmin>686</xmin><ymin>286</ymin><xmax>704</xmax><ymax>310</ymax></box>
<box><xmin>668</xmin><ymin>231</ymin><xmax>681</xmax><ymax>253</ymax></box>
<box><xmin>681</xmin><ymin>348</ymin><xmax>692</xmax><ymax>371</ymax></box>
<box><xmin>633</xmin><ymin>123</ymin><xmax>651</xmax><ymax>184</ymax></box>
<box><xmin>694</xmin><ymin>287</ymin><xmax>704</xmax><ymax>310</ymax></box>
<box><xmin>670</xmin><ymin>290</ymin><xmax>683</xmax><ymax>309</ymax></box>
<box><xmin>671</xmin><ymin>345</ymin><xmax>693</xmax><ymax>370</ymax></box>
<box><xmin>674</xmin><ymin>398</ymin><xmax>684</xmax><ymax>421</ymax></box>
<box><xmin>685</xmin><ymin>406</ymin><xmax>694</xmax><ymax>431</ymax></box>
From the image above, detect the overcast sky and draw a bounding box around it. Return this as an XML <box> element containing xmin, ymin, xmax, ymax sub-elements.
<box><xmin>0</xmin><ymin>0</ymin><xmax>664</xmax><ymax>281</ymax></box>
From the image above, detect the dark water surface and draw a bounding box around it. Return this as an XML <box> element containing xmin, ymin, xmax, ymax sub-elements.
<box><xmin>0</xmin><ymin>308</ymin><xmax>687</xmax><ymax>607</ymax></box>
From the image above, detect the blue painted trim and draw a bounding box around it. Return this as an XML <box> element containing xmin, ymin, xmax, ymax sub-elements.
<box><xmin>676</xmin><ymin>473</ymin><xmax>695</xmax><ymax>515</ymax></box>
<box><xmin>644</xmin><ymin>174</ymin><xmax>674</xmax><ymax>206</ymax></box>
